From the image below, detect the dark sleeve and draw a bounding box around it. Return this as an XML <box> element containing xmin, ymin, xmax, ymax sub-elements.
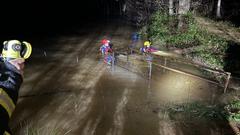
<box><xmin>0</xmin><ymin>61</ymin><xmax>23</xmax><ymax>104</ymax></box>
<box><xmin>109</xmin><ymin>43</ymin><xmax>113</xmax><ymax>49</ymax></box>
<box><xmin>0</xmin><ymin>106</ymin><xmax>10</xmax><ymax>135</ymax></box>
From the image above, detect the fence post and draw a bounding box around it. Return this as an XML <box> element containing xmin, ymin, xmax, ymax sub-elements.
<box><xmin>112</xmin><ymin>52</ymin><xmax>115</xmax><ymax>71</ymax></box>
<box><xmin>147</xmin><ymin>55</ymin><xmax>153</xmax><ymax>80</ymax></box>
<box><xmin>149</xmin><ymin>61</ymin><xmax>152</xmax><ymax>80</ymax></box>
<box><xmin>130</xmin><ymin>46</ymin><xmax>133</xmax><ymax>55</ymax></box>
<box><xmin>127</xmin><ymin>51</ymin><xmax>130</xmax><ymax>68</ymax></box>
<box><xmin>224</xmin><ymin>72</ymin><xmax>231</xmax><ymax>93</ymax></box>
<box><xmin>77</xmin><ymin>56</ymin><xmax>79</xmax><ymax>63</ymax></box>
<box><xmin>163</xmin><ymin>57</ymin><xmax>167</xmax><ymax>72</ymax></box>
<box><xmin>43</xmin><ymin>51</ymin><xmax>47</xmax><ymax>57</ymax></box>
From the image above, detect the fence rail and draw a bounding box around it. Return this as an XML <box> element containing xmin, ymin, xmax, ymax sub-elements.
<box><xmin>113</xmin><ymin>48</ymin><xmax>231</xmax><ymax>93</ymax></box>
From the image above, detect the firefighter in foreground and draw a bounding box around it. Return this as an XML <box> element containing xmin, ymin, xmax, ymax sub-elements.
<box><xmin>0</xmin><ymin>40</ymin><xmax>32</xmax><ymax>135</ymax></box>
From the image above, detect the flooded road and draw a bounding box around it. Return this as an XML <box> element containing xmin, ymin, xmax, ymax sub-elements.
<box><xmin>9</xmin><ymin>22</ymin><xmax>234</xmax><ymax>135</ymax></box>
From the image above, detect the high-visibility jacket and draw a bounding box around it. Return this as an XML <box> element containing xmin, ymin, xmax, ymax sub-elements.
<box><xmin>0</xmin><ymin>60</ymin><xmax>23</xmax><ymax>135</ymax></box>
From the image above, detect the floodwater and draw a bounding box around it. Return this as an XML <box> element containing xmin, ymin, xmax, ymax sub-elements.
<box><xmin>9</xmin><ymin>21</ymin><xmax>234</xmax><ymax>135</ymax></box>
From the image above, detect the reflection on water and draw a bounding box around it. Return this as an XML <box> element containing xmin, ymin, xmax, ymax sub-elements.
<box><xmin>150</xmin><ymin>71</ymin><xmax>221</xmax><ymax>104</ymax></box>
<box><xmin>10</xmin><ymin>24</ymin><xmax>234</xmax><ymax>134</ymax></box>
<box><xmin>112</xmin><ymin>55</ymin><xmax>233</xmax><ymax>135</ymax></box>
<box><xmin>91</xmin><ymin>66</ymin><xmax>233</xmax><ymax>135</ymax></box>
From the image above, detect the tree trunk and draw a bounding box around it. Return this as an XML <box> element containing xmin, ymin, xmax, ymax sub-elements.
<box><xmin>216</xmin><ymin>0</ymin><xmax>222</xmax><ymax>18</ymax></box>
<box><xmin>178</xmin><ymin>0</ymin><xmax>190</xmax><ymax>15</ymax></box>
<box><xmin>169</xmin><ymin>0</ymin><xmax>174</xmax><ymax>15</ymax></box>
<box><xmin>178</xmin><ymin>0</ymin><xmax>191</xmax><ymax>31</ymax></box>
<box><xmin>122</xmin><ymin>3</ymin><xmax>126</xmax><ymax>14</ymax></box>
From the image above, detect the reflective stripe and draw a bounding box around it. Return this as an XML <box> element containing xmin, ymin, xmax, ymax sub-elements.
<box><xmin>0</xmin><ymin>88</ymin><xmax>15</xmax><ymax>117</ymax></box>
<box><xmin>4</xmin><ymin>131</ymin><xmax>11</xmax><ymax>135</ymax></box>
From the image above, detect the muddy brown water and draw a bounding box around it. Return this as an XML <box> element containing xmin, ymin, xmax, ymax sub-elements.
<box><xmin>9</xmin><ymin>22</ymin><xmax>234</xmax><ymax>135</ymax></box>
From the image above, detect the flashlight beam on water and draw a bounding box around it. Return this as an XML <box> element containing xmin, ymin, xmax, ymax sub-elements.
<box><xmin>152</xmin><ymin>63</ymin><xmax>219</xmax><ymax>85</ymax></box>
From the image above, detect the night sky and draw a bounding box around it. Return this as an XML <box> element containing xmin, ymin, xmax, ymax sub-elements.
<box><xmin>1</xmin><ymin>0</ymin><xmax>239</xmax><ymax>37</ymax></box>
<box><xmin>0</xmin><ymin>1</ymin><xmax>103</xmax><ymax>36</ymax></box>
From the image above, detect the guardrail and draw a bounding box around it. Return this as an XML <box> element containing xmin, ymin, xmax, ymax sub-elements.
<box><xmin>113</xmin><ymin>47</ymin><xmax>231</xmax><ymax>93</ymax></box>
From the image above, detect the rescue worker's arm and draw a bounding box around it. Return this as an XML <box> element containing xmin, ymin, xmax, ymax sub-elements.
<box><xmin>0</xmin><ymin>58</ymin><xmax>24</xmax><ymax>135</ymax></box>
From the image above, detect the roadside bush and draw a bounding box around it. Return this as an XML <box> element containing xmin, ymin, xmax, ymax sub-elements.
<box><xmin>191</xmin><ymin>32</ymin><xmax>228</xmax><ymax>69</ymax></box>
<box><xmin>163</xmin><ymin>102</ymin><xmax>226</xmax><ymax>120</ymax></box>
<box><xmin>140</xmin><ymin>11</ymin><xmax>229</xmax><ymax>69</ymax></box>
<box><xmin>225</xmin><ymin>100</ymin><xmax>240</xmax><ymax>122</ymax></box>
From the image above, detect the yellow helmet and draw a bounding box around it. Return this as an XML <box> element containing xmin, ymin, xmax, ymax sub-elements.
<box><xmin>2</xmin><ymin>40</ymin><xmax>32</xmax><ymax>60</ymax></box>
<box><xmin>144</xmin><ymin>41</ymin><xmax>151</xmax><ymax>47</ymax></box>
